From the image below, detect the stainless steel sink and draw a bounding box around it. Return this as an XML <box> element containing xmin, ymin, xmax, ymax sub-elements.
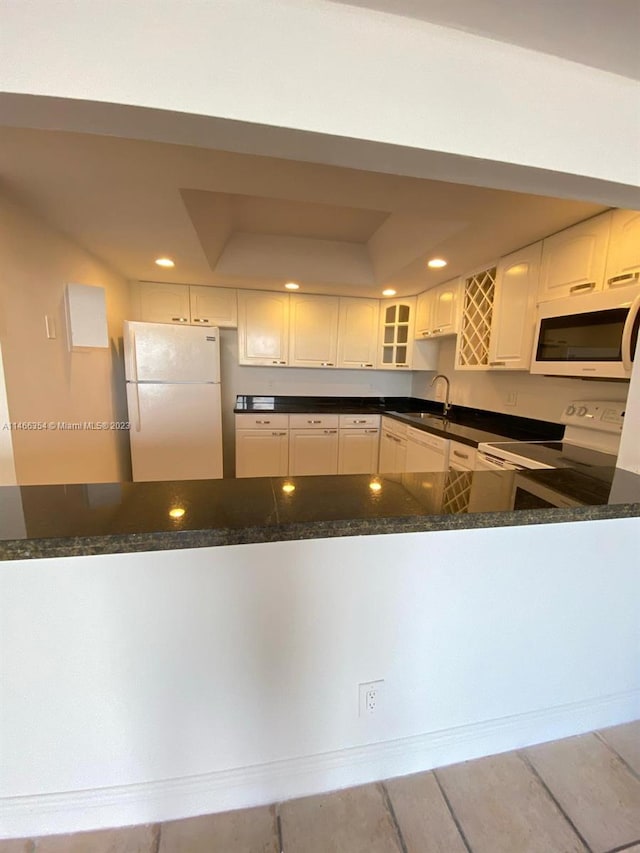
<box><xmin>411</xmin><ymin>412</ymin><xmax>449</xmax><ymax>422</ymax></box>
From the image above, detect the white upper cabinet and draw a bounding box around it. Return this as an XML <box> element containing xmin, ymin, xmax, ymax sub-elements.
<box><xmin>237</xmin><ymin>290</ymin><xmax>290</xmax><ymax>366</ymax></box>
<box><xmin>337</xmin><ymin>297</ymin><xmax>379</xmax><ymax>369</ymax></box>
<box><xmin>289</xmin><ymin>294</ymin><xmax>340</xmax><ymax>367</ymax></box>
<box><xmin>135</xmin><ymin>281</ymin><xmax>191</xmax><ymax>325</ymax></box>
<box><xmin>189</xmin><ymin>285</ymin><xmax>237</xmax><ymax>327</ymax></box>
<box><xmin>133</xmin><ymin>281</ymin><xmax>238</xmax><ymax>327</ymax></box>
<box><xmin>415</xmin><ymin>280</ymin><xmax>460</xmax><ymax>338</ymax></box>
<box><xmin>488</xmin><ymin>242</ymin><xmax>541</xmax><ymax>370</ymax></box>
<box><xmin>604</xmin><ymin>208</ymin><xmax>640</xmax><ymax>290</ymax></box>
<box><xmin>378</xmin><ymin>298</ymin><xmax>415</xmax><ymax>370</ymax></box>
<box><xmin>538</xmin><ymin>212</ymin><xmax>611</xmax><ymax>301</ymax></box>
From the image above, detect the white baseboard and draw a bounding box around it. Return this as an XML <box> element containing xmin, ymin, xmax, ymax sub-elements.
<box><xmin>2</xmin><ymin>688</ymin><xmax>639</xmax><ymax>839</ymax></box>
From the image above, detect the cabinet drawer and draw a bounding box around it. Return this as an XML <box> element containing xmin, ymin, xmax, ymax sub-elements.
<box><xmin>235</xmin><ymin>413</ymin><xmax>289</xmax><ymax>429</ymax></box>
<box><xmin>339</xmin><ymin>414</ymin><xmax>381</xmax><ymax>428</ymax></box>
<box><xmin>289</xmin><ymin>413</ymin><xmax>340</xmax><ymax>428</ymax></box>
<box><xmin>449</xmin><ymin>442</ymin><xmax>477</xmax><ymax>470</ymax></box>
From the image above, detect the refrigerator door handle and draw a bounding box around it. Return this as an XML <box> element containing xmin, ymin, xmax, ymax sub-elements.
<box><xmin>132</xmin><ymin>382</ymin><xmax>141</xmax><ymax>432</ymax></box>
<box><xmin>130</xmin><ymin>331</ymin><xmax>139</xmax><ymax>382</ymax></box>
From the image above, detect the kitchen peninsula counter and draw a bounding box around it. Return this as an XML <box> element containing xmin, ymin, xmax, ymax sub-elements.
<box><xmin>1</xmin><ymin>466</ymin><xmax>639</xmax><ymax>562</ymax></box>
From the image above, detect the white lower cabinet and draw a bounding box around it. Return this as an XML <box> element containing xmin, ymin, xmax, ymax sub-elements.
<box><xmin>378</xmin><ymin>418</ymin><xmax>408</xmax><ymax>473</ymax></box>
<box><xmin>235</xmin><ymin>429</ymin><xmax>289</xmax><ymax>478</ymax></box>
<box><xmin>235</xmin><ymin>413</ymin><xmax>289</xmax><ymax>478</ymax></box>
<box><xmin>338</xmin><ymin>414</ymin><xmax>380</xmax><ymax>474</ymax></box>
<box><xmin>289</xmin><ymin>427</ymin><xmax>339</xmax><ymax>476</ymax></box>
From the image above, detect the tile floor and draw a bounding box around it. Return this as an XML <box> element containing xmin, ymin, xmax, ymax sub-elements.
<box><xmin>2</xmin><ymin>721</ymin><xmax>639</xmax><ymax>853</ymax></box>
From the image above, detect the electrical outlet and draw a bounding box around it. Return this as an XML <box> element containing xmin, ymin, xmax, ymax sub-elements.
<box><xmin>359</xmin><ymin>680</ymin><xmax>383</xmax><ymax>717</ymax></box>
<box><xmin>506</xmin><ymin>390</ymin><xmax>518</xmax><ymax>406</ymax></box>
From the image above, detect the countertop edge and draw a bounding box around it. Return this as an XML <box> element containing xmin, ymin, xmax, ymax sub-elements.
<box><xmin>2</xmin><ymin>503</ymin><xmax>638</xmax><ymax>562</ymax></box>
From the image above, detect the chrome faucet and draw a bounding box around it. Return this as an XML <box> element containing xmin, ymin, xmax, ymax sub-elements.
<box><xmin>431</xmin><ymin>373</ymin><xmax>452</xmax><ymax>417</ymax></box>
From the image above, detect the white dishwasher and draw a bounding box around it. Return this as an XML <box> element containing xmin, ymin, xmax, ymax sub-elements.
<box><xmin>405</xmin><ymin>426</ymin><xmax>449</xmax><ymax>472</ymax></box>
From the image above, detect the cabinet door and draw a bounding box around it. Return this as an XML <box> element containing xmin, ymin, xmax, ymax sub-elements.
<box><xmin>136</xmin><ymin>281</ymin><xmax>191</xmax><ymax>325</ymax></box>
<box><xmin>378</xmin><ymin>429</ymin><xmax>398</xmax><ymax>473</ymax></box>
<box><xmin>538</xmin><ymin>212</ymin><xmax>610</xmax><ymax>301</ymax></box>
<box><xmin>378</xmin><ymin>299</ymin><xmax>415</xmax><ymax>369</ymax></box>
<box><xmin>415</xmin><ymin>290</ymin><xmax>434</xmax><ymax>337</ymax></box>
<box><xmin>605</xmin><ymin>209</ymin><xmax>640</xmax><ymax>290</ymax></box>
<box><xmin>289</xmin><ymin>429</ymin><xmax>339</xmax><ymax>475</ymax></box>
<box><xmin>237</xmin><ymin>290</ymin><xmax>289</xmax><ymax>366</ymax></box>
<box><xmin>488</xmin><ymin>242</ymin><xmax>541</xmax><ymax>370</ymax></box>
<box><xmin>189</xmin><ymin>286</ymin><xmax>237</xmax><ymax>328</ymax></box>
<box><xmin>337</xmin><ymin>298</ymin><xmax>379</xmax><ymax>368</ymax></box>
<box><xmin>289</xmin><ymin>294</ymin><xmax>339</xmax><ymax>367</ymax></box>
<box><xmin>431</xmin><ymin>281</ymin><xmax>460</xmax><ymax>335</ymax></box>
<box><xmin>338</xmin><ymin>429</ymin><xmax>379</xmax><ymax>474</ymax></box>
<box><xmin>235</xmin><ymin>430</ymin><xmax>289</xmax><ymax>478</ymax></box>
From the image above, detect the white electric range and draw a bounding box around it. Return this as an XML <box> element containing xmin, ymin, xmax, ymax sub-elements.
<box><xmin>476</xmin><ymin>399</ymin><xmax>625</xmax><ymax>509</ymax></box>
<box><xmin>477</xmin><ymin>400</ymin><xmax>624</xmax><ymax>472</ymax></box>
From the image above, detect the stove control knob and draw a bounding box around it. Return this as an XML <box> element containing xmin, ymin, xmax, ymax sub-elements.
<box><xmin>566</xmin><ymin>405</ymin><xmax>576</xmax><ymax>416</ymax></box>
<box><xmin>577</xmin><ymin>406</ymin><xmax>588</xmax><ymax>417</ymax></box>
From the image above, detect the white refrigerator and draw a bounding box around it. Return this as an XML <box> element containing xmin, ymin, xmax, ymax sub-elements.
<box><xmin>124</xmin><ymin>321</ymin><xmax>223</xmax><ymax>481</ymax></box>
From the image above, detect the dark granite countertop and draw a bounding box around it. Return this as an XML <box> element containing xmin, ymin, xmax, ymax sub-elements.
<box><xmin>235</xmin><ymin>396</ymin><xmax>564</xmax><ymax>448</ymax></box>
<box><xmin>1</xmin><ymin>466</ymin><xmax>638</xmax><ymax>561</ymax></box>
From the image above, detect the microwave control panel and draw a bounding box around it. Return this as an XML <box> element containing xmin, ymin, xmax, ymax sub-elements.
<box><xmin>561</xmin><ymin>400</ymin><xmax>625</xmax><ymax>433</ymax></box>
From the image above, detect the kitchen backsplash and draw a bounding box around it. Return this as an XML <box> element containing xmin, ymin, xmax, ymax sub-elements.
<box><xmin>412</xmin><ymin>338</ymin><xmax>629</xmax><ymax>423</ymax></box>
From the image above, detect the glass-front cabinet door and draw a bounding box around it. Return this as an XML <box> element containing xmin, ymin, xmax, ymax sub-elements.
<box><xmin>379</xmin><ymin>299</ymin><xmax>415</xmax><ymax>369</ymax></box>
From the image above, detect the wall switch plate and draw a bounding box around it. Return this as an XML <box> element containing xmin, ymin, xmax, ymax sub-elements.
<box><xmin>506</xmin><ymin>391</ymin><xmax>518</xmax><ymax>406</ymax></box>
<box><xmin>44</xmin><ymin>314</ymin><xmax>56</xmax><ymax>339</ymax></box>
<box><xmin>359</xmin><ymin>680</ymin><xmax>384</xmax><ymax>717</ymax></box>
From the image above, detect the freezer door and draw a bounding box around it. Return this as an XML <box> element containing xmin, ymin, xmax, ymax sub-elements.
<box><xmin>124</xmin><ymin>321</ymin><xmax>220</xmax><ymax>383</ymax></box>
<box><xmin>127</xmin><ymin>382</ymin><xmax>223</xmax><ymax>481</ymax></box>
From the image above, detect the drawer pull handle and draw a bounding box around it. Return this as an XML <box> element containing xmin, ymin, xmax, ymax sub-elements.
<box><xmin>569</xmin><ymin>282</ymin><xmax>596</xmax><ymax>293</ymax></box>
<box><xmin>320</xmin><ymin>362</ymin><xmax>334</xmax><ymax>367</ymax></box>
<box><xmin>272</xmin><ymin>360</ymin><xmax>287</xmax><ymax>365</ymax></box>
<box><xmin>354</xmin><ymin>419</ymin><xmax>367</xmax><ymax>423</ymax></box>
<box><xmin>489</xmin><ymin>361</ymin><xmax>506</xmax><ymax>366</ymax></box>
<box><xmin>608</xmin><ymin>272</ymin><xmax>639</xmax><ymax>287</ymax></box>
<box><xmin>324</xmin><ymin>429</ymin><xmax>337</xmax><ymax>434</ymax></box>
<box><xmin>422</xmin><ymin>331</ymin><xmax>431</xmax><ymax>337</ymax></box>
<box><xmin>272</xmin><ymin>431</ymin><xmax>287</xmax><ymax>436</ymax></box>
<box><xmin>361</xmin><ymin>363</ymin><xmax>374</xmax><ymax>367</ymax></box>
<box><xmin>365</xmin><ymin>429</ymin><xmax>378</xmax><ymax>434</ymax></box>
<box><xmin>453</xmin><ymin>450</ymin><xmax>469</xmax><ymax>459</ymax></box>
<box><xmin>172</xmin><ymin>317</ymin><xmax>189</xmax><ymax>322</ymax></box>
<box><xmin>193</xmin><ymin>317</ymin><xmax>209</xmax><ymax>323</ymax></box>
<box><xmin>255</xmin><ymin>420</ymin><xmax>271</xmax><ymax>424</ymax></box>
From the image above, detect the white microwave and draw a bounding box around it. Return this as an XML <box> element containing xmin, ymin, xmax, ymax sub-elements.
<box><xmin>530</xmin><ymin>286</ymin><xmax>640</xmax><ymax>379</ymax></box>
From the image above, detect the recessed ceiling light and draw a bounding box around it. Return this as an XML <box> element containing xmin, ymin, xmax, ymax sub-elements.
<box><xmin>169</xmin><ymin>507</ymin><xmax>185</xmax><ymax>519</ymax></box>
<box><xmin>369</xmin><ymin>481</ymin><xmax>382</xmax><ymax>492</ymax></box>
<box><xmin>427</xmin><ymin>258</ymin><xmax>447</xmax><ymax>269</ymax></box>
<box><xmin>285</xmin><ymin>282</ymin><xmax>300</xmax><ymax>290</ymax></box>
<box><xmin>382</xmin><ymin>288</ymin><xmax>396</xmax><ymax>297</ymax></box>
<box><xmin>155</xmin><ymin>257</ymin><xmax>175</xmax><ymax>268</ymax></box>
<box><xmin>282</xmin><ymin>482</ymin><xmax>296</xmax><ymax>494</ymax></box>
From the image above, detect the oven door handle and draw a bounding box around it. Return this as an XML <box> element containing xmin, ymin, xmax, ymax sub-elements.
<box><xmin>621</xmin><ymin>292</ymin><xmax>640</xmax><ymax>371</ymax></box>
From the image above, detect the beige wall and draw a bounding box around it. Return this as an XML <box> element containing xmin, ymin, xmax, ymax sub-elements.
<box><xmin>412</xmin><ymin>338</ymin><xmax>628</xmax><ymax>423</ymax></box>
<box><xmin>0</xmin><ymin>191</ymin><xmax>131</xmax><ymax>484</ymax></box>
